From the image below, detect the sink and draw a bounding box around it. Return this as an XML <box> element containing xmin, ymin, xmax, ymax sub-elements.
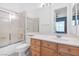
<box><xmin>59</xmin><ymin>36</ymin><xmax>79</xmax><ymax>43</ymax></box>
<box><xmin>55</xmin><ymin>34</ymin><xmax>62</xmax><ymax>38</ymax></box>
<box><xmin>59</xmin><ymin>38</ymin><xmax>69</xmax><ymax>41</ymax></box>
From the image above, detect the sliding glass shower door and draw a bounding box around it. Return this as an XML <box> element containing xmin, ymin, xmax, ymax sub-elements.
<box><xmin>10</xmin><ymin>13</ymin><xmax>24</xmax><ymax>44</ymax></box>
<box><xmin>0</xmin><ymin>11</ymin><xmax>10</xmax><ymax>47</ymax></box>
<box><xmin>0</xmin><ymin>10</ymin><xmax>24</xmax><ymax>48</ymax></box>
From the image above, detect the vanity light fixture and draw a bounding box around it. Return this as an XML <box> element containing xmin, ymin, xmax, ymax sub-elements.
<box><xmin>10</xmin><ymin>14</ymin><xmax>17</xmax><ymax>20</ymax></box>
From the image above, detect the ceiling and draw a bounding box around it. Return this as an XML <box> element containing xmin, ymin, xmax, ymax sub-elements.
<box><xmin>0</xmin><ymin>3</ymin><xmax>41</xmax><ymax>13</ymax></box>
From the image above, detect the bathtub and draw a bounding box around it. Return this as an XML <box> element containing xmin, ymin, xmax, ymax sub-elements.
<box><xmin>0</xmin><ymin>41</ymin><xmax>24</xmax><ymax>56</ymax></box>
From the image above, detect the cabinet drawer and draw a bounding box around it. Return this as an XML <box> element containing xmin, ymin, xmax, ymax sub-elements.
<box><xmin>31</xmin><ymin>38</ymin><xmax>41</xmax><ymax>46</ymax></box>
<box><xmin>31</xmin><ymin>50</ymin><xmax>40</xmax><ymax>56</ymax></box>
<box><xmin>31</xmin><ymin>46</ymin><xmax>40</xmax><ymax>52</ymax></box>
<box><xmin>42</xmin><ymin>40</ymin><xmax>57</xmax><ymax>50</ymax></box>
<box><xmin>70</xmin><ymin>47</ymin><xmax>79</xmax><ymax>55</ymax></box>
<box><xmin>58</xmin><ymin>52</ymin><xmax>72</xmax><ymax>56</ymax></box>
<box><xmin>58</xmin><ymin>44</ymin><xmax>79</xmax><ymax>55</ymax></box>
<box><xmin>41</xmin><ymin>47</ymin><xmax>57</xmax><ymax>56</ymax></box>
<box><xmin>58</xmin><ymin>44</ymin><xmax>71</xmax><ymax>53</ymax></box>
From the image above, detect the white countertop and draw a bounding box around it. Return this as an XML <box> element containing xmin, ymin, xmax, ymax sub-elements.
<box><xmin>31</xmin><ymin>34</ymin><xmax>79</xmax><ymax>47</ymax></box>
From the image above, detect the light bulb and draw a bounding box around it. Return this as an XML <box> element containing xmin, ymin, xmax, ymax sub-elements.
<box><xmin>10</xmin><ymin>14</ymin><xmax>16</xmax><ymax>19</ymax></box>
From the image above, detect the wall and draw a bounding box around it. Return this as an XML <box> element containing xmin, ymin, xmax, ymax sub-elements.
<box><xmin>0</xmin><ymin>3</ymin><xmax>41</xmax><ymax>13</ymax></box>
<box><xmin>33</xmin><ymin>7</ymin><xmax>52</xmax><ymax>34</ymax></box>
<box><xmin>55</xmin><ymin>7</ymin><xmax>67</xmax><ymax>18</ymax></box>
<box><xmin>25</xmin><ymin>10</ymin><xmax>39</xmax><ymax>33</ymax></box>
<box><xmin>67</xmin><ymin>4</ymin><xmax>73</xmax><ymax>34</ymax></box>
<box><xmin>33</xmin><ymin>3</ymin><xmax>75</xmax><ymax>35</ymax></box>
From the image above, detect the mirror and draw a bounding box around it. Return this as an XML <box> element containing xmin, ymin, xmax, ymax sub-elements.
<box><xmin>76</xmin><ymin>3</ymin><xmax>79</xmax><ymax>36</ymax></box>
<box><xmin>72</xmin><ymin>3</ymin><xmax>79</xmax><ymax>35</ymax></box>
<box><xmin>77</xmin><ymin>4</ymin><xmax>79</xmax><ymax>25</ymax></box>
<box><xmin>55</xmin><ymin>7</ymin><xmax>67</xmax><ymax>33</ymax></box>
<box><xmin>72</xmin><ymin>4</ymin><xmax>76</xmax><ymax>26</ymax></box>
<box><xmin>72</xmin><ymin>4</ymin><xmax>77</xmax><ymax>35</ymax></box>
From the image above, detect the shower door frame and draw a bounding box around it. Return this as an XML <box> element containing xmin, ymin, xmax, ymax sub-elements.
<box><xmin>0</xmin><ymin>9</ymin><xmax>25</xmax><ymax>48</ymax></box>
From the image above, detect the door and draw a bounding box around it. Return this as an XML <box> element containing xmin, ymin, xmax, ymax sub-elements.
<box><xmin>0</xmin><ymin>11</ymin><xmax>10</xmax><ymax>47</ymax></box>
<box><xmin>10</xmin><ymin>13</ymin><xmax>24</xmax><ymax>43</ymax></box>
<box><xmin>0</xmin><ymin>10</ymin><xmax>25</xmax><ymax>47</ymax></box>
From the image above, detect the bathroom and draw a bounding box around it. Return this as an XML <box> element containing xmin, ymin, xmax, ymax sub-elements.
<box><xmin>0</xmin><ymin>2</ymin><xmax>79</xmax><ymax>57</ymax></box>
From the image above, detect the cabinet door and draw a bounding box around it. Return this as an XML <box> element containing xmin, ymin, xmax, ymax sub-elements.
<box><xmin>58</xmin><ymin>44</ymin><xmax>71</xmax><ymax>54</ymax></box>
<box><xmin>31</xmin><ymin>39</ymin><xmax>41</xmax><ymax>56</ymax></box>
<box><xmin>0</xmin><ymin>11</ymin><xmax>10</xmax><ymax>47</ymax></box>
<box><xmin>31</xmin><ymin>50</ymin><xmax>40</xmax><ymax>56</ymax></box>
<box><xmin>31</xmin><ymin>39</ymin><xmax>41</xmax><ymax>46</ymax></box>
<box><xmin>41</xmin><ymin>47</ymin><xmax>57</xmax><ymax>56</ymax></box>
<box><xmin>58</xmin><ymin>44</ymin><xmax>79</xmax><ymax>56</ymax></box>
<box><xmin>58</xmin><ymin>52</ymin><xmax>72</xmax><ymax>56</ymax></box>
<box><xmin>42</xmin><ymin>40</ymin><xmax>57</xmax><ymax>50</ymax></box>
<box><xmin>31</xmin><ymin>46</ymin><xmax>40</xmax><ymax>52</ymax></box>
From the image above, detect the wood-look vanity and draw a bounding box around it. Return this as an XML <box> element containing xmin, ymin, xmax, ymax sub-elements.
<box><xmin>30</xmin><ymin>37</ymin><xmax>79</xmax><ymax>56</ymax></box>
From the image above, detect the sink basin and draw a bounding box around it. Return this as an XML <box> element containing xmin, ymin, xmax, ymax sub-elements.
<box><xmin>59</xmin><ymin>38</ymin><xmax>69</xmax><ymax>41</ymax></box>
<box><xmin>59</xmin><ymin>36</ymin><xmax>79</xmax><ymax>43</ymax></box>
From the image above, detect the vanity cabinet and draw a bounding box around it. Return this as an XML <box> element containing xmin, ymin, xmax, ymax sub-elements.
<box><xmin>41</xmin><ymin>47</ymin><xmax>57</xmax><ymax>56</ymax></box>
<box><xmin>31</xmin><ymin>38</ymin><xmax>79</xmax><ymax>56</ymax></box>
<box><xmin>31</xmin><ymin>38</ymin><xmax>57</xmax><ymax>56</ymax></box>
<box><xmin>41</xmin><ymin>40</ymin><xmax>57</xmax><ymax>56</ymax></box>
<box><xmin>42</xmin><ymin>40</ymin><xmax>57</xmax><ymax>50</ymax></box>
<box><xmin>31</xmin><ymin>50</ymin><xmax>40</xmax><ymax>56</ymax></box>
<box><xmin>31</xmin><ymin>39</ymin><xmax>41</xmax><ymax>46</ymax></box>
<box><xmin>31</xmin><ymin>38</ymin><xmax>41</xmax><ymax>56</ymax></box>
<box><xmin>58</xmin><ymin>52</ymin><xmax>72</xmax><ymax>56</ymax></box>
<box><xmin>58</xmin><ymin>44</ymin><xmax>79</xmax><ymax>56</ymax></box>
